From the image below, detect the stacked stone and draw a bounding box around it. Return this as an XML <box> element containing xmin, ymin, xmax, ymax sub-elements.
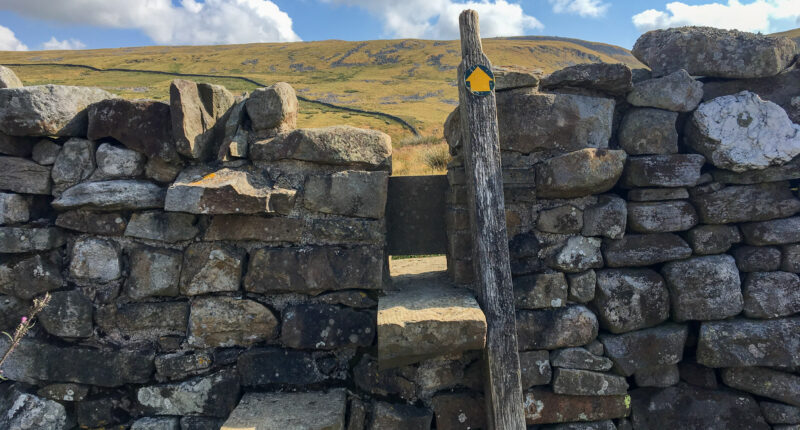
<box><xmin>445</xmin><ymin>27</ymin><xmax>800</xmax><ymax>429</ymax></box>
<box><xmin>0</xmin><ymin>65</ymin><xmax>395</xmax><ymax>429</ymax></box>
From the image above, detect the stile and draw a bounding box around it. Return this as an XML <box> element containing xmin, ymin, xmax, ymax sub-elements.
<box><xmin>456</xmin><ymin>9</ymin><xmax>527</xmax><ymax>430</ymax></box>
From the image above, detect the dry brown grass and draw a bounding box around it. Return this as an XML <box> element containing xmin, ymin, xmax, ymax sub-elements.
<box><xmin>393</xmin><ymin>142</ymin><xmax>451</xmax><ymax>176</ymax></box>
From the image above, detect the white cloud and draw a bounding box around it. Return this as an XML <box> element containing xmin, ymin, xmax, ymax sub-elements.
<box><xmin>0</xmin><ymin>0</ymin><xmax>301</xmax><ymax>45</ymax></box>
<box><xmin>42</xmin><ymin>37</ymin><xmax>86</xmax><ymax>50</ymax></box>
<box><xmin>549</xmin><ymin>0</ymin><xmax>609</xmax><ymax>18</ymax></box>
<box><xmin>324</xmin><ymin>0</ymin><xmax>543</xmax><ymax>39</ymax></box>
<box><xmin>0</xmin><ymin>24</ymin><xmax>28</xmax><ymax>51</ymax></box>
<box><xmin>633</xmin><ymin>0</ymin><xmax>800</xmax><ymax>33</ymax></box>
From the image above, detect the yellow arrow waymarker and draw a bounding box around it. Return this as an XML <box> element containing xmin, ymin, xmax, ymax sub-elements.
<box><xmin>465</xmin><ymin>64</ymin><xmax>495</xmax><ymax>96</ymax></box>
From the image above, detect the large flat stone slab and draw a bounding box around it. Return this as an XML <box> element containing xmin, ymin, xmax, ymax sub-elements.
<box><xmin>378</xmin><ymin>285</ymin><xmax>486</xmax><ymax>368</ymax></box>
<box><xmin>221</xmin><ymin>390</ymin><xmax>346</xmax><ymax>430</ymax></box>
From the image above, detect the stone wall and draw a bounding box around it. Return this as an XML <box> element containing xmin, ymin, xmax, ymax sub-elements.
<box><xmin>445</xmin><ymin>27</ymin><xmax>800</xmax><ymax>429</ymax></box>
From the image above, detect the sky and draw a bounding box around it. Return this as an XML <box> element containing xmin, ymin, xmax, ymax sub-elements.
<box><xmin>0</xmin><ymin>0</ymin><xmax>798</xmax><ymax>52</ymax></box>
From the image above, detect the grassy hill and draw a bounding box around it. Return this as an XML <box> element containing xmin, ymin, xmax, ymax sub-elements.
<box><xmin>0</xmin><ymin>37</ymin><xmax>642</xmax><ymax>174</ymax></box>
<box><xmin>771</xmin><ymin>28</ymin><xmax>800</xmax><ymax>44</ymax></box>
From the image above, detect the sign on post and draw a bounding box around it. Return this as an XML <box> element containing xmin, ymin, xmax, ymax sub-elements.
<box><xmin>457</xmin><ymin>9</ymin><xmax>526</xmax><ymax>430</ymax></box>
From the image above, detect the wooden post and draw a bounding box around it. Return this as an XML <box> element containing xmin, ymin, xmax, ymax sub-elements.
<box><xmin>457</xmin><ymin>9</ymin><xmax>526</xmax><ymax>430</ymax></box>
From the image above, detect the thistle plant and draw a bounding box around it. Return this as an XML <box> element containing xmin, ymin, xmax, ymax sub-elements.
<box><xmin>0</xmin><ymin>292</ymin><xmax>51</xmax><ymax>381</ymax></box>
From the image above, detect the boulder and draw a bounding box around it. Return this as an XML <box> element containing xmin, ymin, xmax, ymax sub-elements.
<box><xmin>170</xmin><ymin>79</ymin><xmax>234</xmax><ymax>160</ymax></box>
<box><xmin>165</xmin><ymin>166</ymin><xmax>296</xmax><ymax>215</ymax></box>
<box><xmin>514</xmin><ymin>272</ymin><xmax>568</xmax><ymax>309</ymax></box>
<box><xmin>593</xmin><ymin>269</ymin><xmax>670</xmax><ymax>334</ymax></box>
<box><xmin>618</xmin><ymin>108</ymin><xmax>678</xmax><ymax>155</ymax></box>
<box><xmin>0</xmin><ymin>66</ymin><xmax>23</xmax><ymax>88</ymax></box>
<box><xmin>621</xmin><ymin>154</ymin><xmax>705</xmax><ymax>188</ymax></box>
<box><xmin>552</xmin><ymin>368</ymin><xmax>628</xmax><ymax>396</ymax></box>
<box><xmin>94</xmin><ymin>142</ymin><xmax>146</xmax><ymax>179</ymax></box>
<box><xmin>626</xmin><ymin>69</ymin><xmax>703</xmax><ymax>112</ymax></box>
<box><xmin>221</xmin><ymin>390</ymin><xmax>346</xmax><ymax>430</ymax></box>
<box><xmin>523</xmin><ymin>388</ymin><xmax>631</xmax><ymax>425</ymax></box>
<box><xmin>0</xmin><ymin>84</ymin><xmax>115</xmax><ymax>136</ymax></box>
<box><xmin>741</xmin><ymin>216</ymin><xmax>800</xmax><ymax>245</ymax></box>
<box><xmin>124</xmin><ymin>246</ymin><xmax>182</xmax><ymax>300</ymax></box>
<box><xmin>281</xmin><ymin>304</ymin><xmax>375</xmax><ymax>350</ymax></box>
<box><xmin>0</xmin><ymin>156</ymin><xmax>51</xmax><ymax>194</ymax></box>
<box><xmin>51</xmin><ymin>137</ymin><xmax>95</xmax><ymax>193</ymax></box>
<box><xmin>691</xmin><ymin>182</ymin><xmax>800</xmax><ymax>224</ymax></box>
<box><xmin>536</xmin><ymin>149</ymin><xmax>626</xmax><ymax>198</ymax></box>
<box><xmin>244</xmin><ymin>246</ymin><xmax>383</xmax><ymax>295</ymax></box>
<box><xmin>237</xmin><ymin>347</ymin><xmax>328</xmax><ymax>386</ymax></box>
<box><xmin>124</xmin><ymin>211</ymin><xmax>198</xmax><ymax>242</ymax></box>
<box><xmin>703</xmin><ymin>66</ymin><xmax>800</xmax><ymax>124</ymax></box>
<box><xmin>304</xmin><ymin>170</ymin><xmax>388</xmax><ymax>219</ymax></box>
<box><xmin>661</xmin><ymin>255</ymin><xmax>742</xmax><ymax>322</ymax></box>
<box><xmin>684</xmin><ymin>224</ymin><xmax>742</xmax><ymax>255</ymax></box>
<box><xmin>602</xmin><ymin>233</ymin><xmax>692</xmax><ymax>267</ymax></box>
<box><xmin>520</xmin><ymin>350</ymin><xmax>553</xmax><ymax>387</ymax></box>
<box><xmin>38</xmin><ymin>290</ymin><xmax>93</xmax><ymax>338</ymax></box>
<box><xmin>0</xmin><ymin>250</ymin><xmax>63</xmax><ymax>298</ymax></box>
<box><xmin>0</xmin><ymin>192</ymin><xmax>29</xmax><ymax>225</ymax></box>
<box><xmin>582</xmin><ymin>194</ymin><xmax>626</xmax><ymax>239</ymax></box>
<box><xmin>733</xmin><ymin>246</ymin><xmax>782</xmax><ymax>272</ymax></box>
<box><xmin>629</xmin><ymin>383</ymin><xmax>769</xmax><ymax>430</ymax></box>
<box><xmin>567</xmin><ymin>270</ymin><xmax>596</xmax><ymax>303</ymax></box>
<box><xmin>188</xmin><ymin>297</ymin><xmax>278</xmax><ymax>348</ymax></box>
<box><xmin>69</xmin><ymin>238</ymin><xmax>121</xmax><ymax>283</ymax></box>
<box><xmin>0</xmin><ymin>389</ymin><xmax>73</xmax><ymax>430</ymax></box>
<box><xmin>180</xmin><ymin>242</ymin><xmax>245</xmax><ymax>295</ymax></box>
<box><xmin>547</xmin><ymin>236</ymin><xmax>603</xmax><ymax>273</ymax></box>
<box><xmin>517</xmin><ymin>305</ymin><xmax>598</xmax><ymax>350</ymax></box>
<box><xmin>550</xmin><ymin>347</ymin><xmax>613</xmax><ymax>372</ymax></box>
<box><xmin>137</xmin><ymin>370</ymin><xmax>239</xmax><ymax>417</ymax></box>
<box><xmin>626</xmin><ymin>200</ymin><xmax>698</xmax><ymax>233</ymax></box>
<box><xmin>246</xmin><ymin>82</ymin><xmax>298</xmax><ymax>133</ymax></box>
<box><xmin>0</xmin><ymin>227</ymin><xmax>64</xmax><ymax>254</ymax></box>
<box><xmin>31</xmin><ymin>139</ymin><xmax>60</xmax><ymax>165</ymax></box>
<box><xmin>696</xmin><ymin>317</ymin><xmax>800</xmax><ymax>367</ymax></box>
<box><xmin>632</xmin><ymin>26</ymin><xmax>796</xmax><ymax>78</ymax></box>
<box><xmin>627</xmin><ymin>187</ymin><xmax>689</xmax><ymax>202</ymax></box>
<box><xmin>87</xmin><ymin>98</ymin><xmax>177</xmax><ymax>161</ymax></box>
<box><xmin>540</xmin><ymin>63</ymin><xmax>632</xmax><ymax>95</ymax></box>
<box><xmin>742</xmin><ymin>271</ymin><xmax>800</xmax><ymax>318</ymax></box>
<box><xmin>494</xmin><ymin>89</ymin><xmax>615</xmax><ymax>154</ymax></box>
<box><xmin>722</xmin><ymin>367</ymin><xmax>800</xmax><ymax>407</ymax></box>
<box><xmin>250</xmin><ymin>125</ymin><xmax>392</xmax><ymax>170</ymax></box>
<box><xmin>537</xmin><ymin>205</ymin><xmax>583</xmax><ymax>234</ymax></box>
<box><xmin>494</xmin><ymin>65</ymin><xmax>542</xmax><ymax>91</ymax></box>
<box><xmin>600</xmin><ymin>324</ymin><xmax>687</xmax><ymax>377</ymax></box>
<box><xmin>687</xmin><ymin>92</ymin><xmax>800</xmax><ymax>172</ymax></box>
<box><xmin>52</xmin><ymin>180</ymin><xmax>165</xmax><ymax>211</ymax></box>
<box><xmin>633</xmin><ymin>364</ymin><xmax>680</xmax><ymax>387</ymax></box>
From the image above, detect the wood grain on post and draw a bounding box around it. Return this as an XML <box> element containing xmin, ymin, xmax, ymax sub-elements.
<box><xmin>456</xmin><ymin>9</ymin><xmax>526</xmax><ymax>430</ymax></box>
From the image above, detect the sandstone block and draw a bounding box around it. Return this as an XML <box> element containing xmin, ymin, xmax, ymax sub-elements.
<box><xmin>204</xmin><ymin>214</ymin><xmax>304</xmax><ymax>242</ymax></box>
<box><xmin>600</xmin><ymin>324</ymin><xmax>688</xmax><ymax>376</ymax></box>
<box><xmin>536</xmin><ymin>149</ymin><xmax>626</xmax><ymax>198</ymax></box>
<box><xmin>69</xmin><ymin>238</ymin><xmax>121</xmax><ymax>283</ymax></box>
<box><xmin>304</xmin><ymin>170</ymin><xmax>388</xmax><ymax>219</ymax></box>
<box><xmin>593</xmin><ymin>269</ymin><xmax>669</xmax><ymax>334</ymax></box>
<box><xmin>56</xmin><ymin>210</ymin><xmax>127</xmax><ymax>235</ymax></box>
<box><xmin>188</xmin><ymin>297</ymin><xmax>278</xmax><ymax>348</ymax></box>
<box><xmin>634</xmin><ymin>364</ymin><xmax>680</xmax><ymax>388</ymax></box>
<box><xmin>281</xmin><ymin>304</ymin><xmax>374</xmax><ymax>350</ymax></box>
<box><xmin>661</xmin><ymin>255</ymin><xmax>742</xmax><ymax>321</ymax></box>
<box><xmin>622</xmin><ymin>154</ymin><xmax>704</xmax><ymax>188</ymax></box>
<box><xmin>52</xmin><ymin>180</ymin><xmax>166</xmax><ymax>211</ymax></box>
<box><xmin>742</xmin><ymin>271</ymin><xmax>800</xmax><ymax>318</ymax></box>
<box><xmin>626</xmin><ymin>69</ymin><xmax>703</xmax><ymax>111</ymax></box>
<box><xmin>524</xmin><ymin>388</ymin><xmax>631</xmax><ymax>425</ymax></box>
<box><xmin>125</xmin><ymin>246</ymin><xmax>182</xmax><ymax>300</ymax></box>
<box><xmin>31</xmin><ymin>139</ymin><xmax>61</xmax><ymax>165</ymax></box>
<box><xmin>783</xmin><ymin>244</ymin><xmax>800</xmax><ymax>272</ymax></box>
<box><xmin>602</xmin><ymin>233</ymin><xmax>692</xmax><ymax>267</ymax></box>
<box><xmin>514</xmin><ymin>272</ymin><xmax>568</xmax><ymax>309</ymax></box>
<box><xmin>51</xmin><ymin>137</ymin><xmax>95</xmax><ymax>193</ymax></box>
<box><xmin>180</xmin><ymin>242</ymin><xmax>244</xmax><ymax>295</ymax></box>
<box><xmin>138</xmin><ymin>370</ymin><xmax>239</xmax><ymax>417</ymax></box>
<box><xmin>552</xmin><ymin>368</ymin><xmax>628</xmax><ymax>396</ymax></box>
<box><xmin>540</xmin><ymin>63</ymin><xmax>632</xmax><ymax>95</ymax></box>
<box><xmin>517</xmin><ymin>305</ymin><xmax>598</xmax><ymax>350</ymax></box>
<box><xmin>431</xmin><ymin>392</ymin><xmax>486</xmax><ymax>430</ymax></box>
<box><xmin>222</xmin><ymin>390</ymin><xmax>346</xmax><ymax>430</ymax></box>
<box><xmin>124</xmin><ymin>211</ymin><xmax>198</xmax><ymax>242</ymax></box>
<box><xmin>626</xmin><ymin>200</ymin><xmax>698</xmax><ymax>233</ymax></box>
<box><xmin>618</xmin><ymin>108</ymin><xmax>678</xmax><ymax>154</ymax></box>
<box><xmin>237</xmin><ymin>347</ymin><xmax>327</xmax><ymax>386</ymax></box>
<box><xmin>627</xmin><ymin>187</ymin><xmax>689</xmax><ymax>202</ymax></box>
<box><xmin>246</xmin><ymin>82</ymin><xmax>298</xmax><ymax>133</ymax></box>
<box><xmin>537</xmin><ymin>204</ymin><xmax>583</xmax><ymax>234</ymax></box>
<box><xmin>0</xmin><ymin>65</ymin><xmax>22</xmax><ymax>88</ymax></box>
<box><xmin>170</xmin><ymin>79</ymin><xmax>234</xmax><ymax>160</ymax></box>
<box><xmin>94</xmin><ymin>142</ymin><xmax>145</xmax><ymax>179</ymax></box>
<box><xmin>582</xmin><ymin>194</ymin><xmax>626</xmax><ymax>239</ymax></box>
<box><xmin>371</xmin><ymin>401</ymin><xmax>432</xmax><ymax>430</ymax></box>
<box><xmin>697</xmin><ymin>317</ymin><xmax>800</xmax><ymax>367</ymax></box>
<box><xmin>692</xmin><ymin>182</ymin><xmax>800</xmax><ymax>224</ymax></box>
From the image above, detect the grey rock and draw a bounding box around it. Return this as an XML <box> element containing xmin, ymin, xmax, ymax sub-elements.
<box><xmin>626</xmin><ymin>200</ymin><xmax>698</xmax><ymax>233</ymax></box>
<box><xmin>31</xmin><ymin>139</ymin><xmax>60</xmax><ymax>165</ymax></box>
<box><xmin>222</xmin><ymin>390</ymin><xmax>346</xmax><ymax>430</ymax></box>
<box><xmin>634</xmin><ymin>364</ymin><xmax>680</xmax><ymax>387</ymax></box>
<box><xmin>205</xmin><ymin>215</ymin><xmax>305</xmax><ymax>242</ymax></box>
<box><xmin>618</xmin><ymin>108</ymin><xmax>678</xmax><ymax>154</ymax></box>
<box><xmin>352</xmin><ymin>355</ymin><xmax>417</xmax><ymax>400</ymax></box>
<box><xmin>0</xmin><ymin>227</ymin><xmax>64</xmax><ymax>254</ymax></box>
<box><xmin>567</xmin><ymin>270</ymin><xmax>596</xmax><ymax>303</ymax></box>
<box><xmin>0</xmin><ymin>389</ymin><xmax>72</xmax><ymax>430</ymax></box>
<box><xmin>124</xmin><ymin>211</ymin><xmax>198</xmax><ymax>242</ymax></box>
<box><xmin>692</xmin><ymin>182</ymin><xmax>800</xmax><ymax>224</ymax></box>
<box><xmin>181</xmin><ymin>416</ymin><xmax>225</xmax><ymax>430</ymax></box>
<box><xmin>517</xmin><ymin>305</ymin><xmax>599</xmax><ymax>350</ymax></box>
<box><xmin>514</xmin><ymin>272</ymin><xmax>568</xmax><ymax>309</ymax></box>
<box><xmin>783</xmin><ymin>244</ymin><xmax>800</xmax><ymax>272</ymax></box>
<box><xmin>144</xmin><ymin>157</ymin><xmax>182</xmax><ymax>183</ymax></box>
<box><xmin>170</xmin><ymin>79</ymin><xmax>233</xmax><ymax>160</ymax></box>
<box><xmin>0</xmin><ymin>250</ymin><xmax>63</xmax><ymax>298</ymax></box>
<box><xmin>52</xmin><ymin>180</ymin><xmax>166</xmax><ymax>211</ymax></box>
<box><xmin>741</xmin><ymin>216</ymin><xmax>800</xmax><ymax>245</ymax></box>
<box><xmin>0</xmin><ymin>133</ymin><xmax>36</xmax><ymax>157</ymax></box>
<box><xmin>536</xmin><ymin>149</ymin><xmax>626</xmax><ymax>198</ymax></box>
<box><xmin>702</xmin><ymin>65</ymin><xmax>800</xmax><ymax>125</ymax></box>
<box><xmin>56</xmin><ymin>210</ymin><xmax>127</xmax><ymax>235</ymax></box>
<box><xmin>155</xmin><ymin>351</ymin><xmax>213</xmax><ymax>381</ymax></box>
<box><xmin>218</xmin><ymin>100</ymin><xmax>248</xmax><ymax>160</ymax></box>
<box><xmin>593</xmin><ymin>269</ymin><xmax>670</xmax><ymax>334</ymax></box>
<box><xmin>69</xmin><ymin>238</ymin><xmax>121</xmax><ymax>283</ymax></box>
<box><xmin>97</xmin><ymin>302</ymin><xmax>189</xmax><ymax>341</ymax></box>
<box><xmin>760</xmin><ymin>401</ymin><xmax>800</xmax><ymax>425</ymax></box>
<box><xmin>304</xmin><ymin>170</ymin><xmax>388</xmax><ymax>219</ymax></box>
<box><xmin>94</xmin><ymin>142</ymin><xmax>145</xmax><ymax>178</ymax></box>
<box><xmin>626</xmin><ymin>69</ymin><xmax>703</xmax><ymax>111</ymax></box>
<box><xmin>661</xmin><ymin>255</ymin><xmax>742</xmax><ymax>322</ymax></box>
<box><xmin>711</xmin><ymin>156</ymin><xmax>800</xmax><ymax>185</ymax></box>
<box><xmin>684</xmin><ymin>224</ymin><xmax>742</xmax><ymax>255</ymax></box>
<box><xmin>88</xmin><ymin>98</ymin><xmax>177</xmax><ymax>162</ymax></box>
<box><xmin>553</xmin><ymin>368</ymin><xmax>628</xmax><ymax>396</ymax></box>
<box><xmin>537</xmin><ymin>204</ymin><xmax>583</xmax><ymax>234</ymax></box>
<box><xmin>722</xmin><ymin>367</ymin><xmax>800</xmax><ymax>407</ymax></box>
<box><xmin>51</xmin><ymin>138</ymin><xmax>95</xmax><ymax>193</ymax></box>
<box><xmin>246</xmin><ymin>82</ymin><xmax>298</xmax><ymax>133</ymax></box>
<box><xmin>632</xmin><ymin>26</ymin><xmax>796</xmax><ymax>78</ymax></box>
<box><xmin>0</xmin><ymin>192</ymin><xmax>29</xmax><ymax>225</ymax></box>
<box><xmin>188</xmin><ymin>297</ymin><xmax>278</xmax><ymax>348</ymax></box>
<box><xmin>138</xmin><ymin>369</ymin><xmax>239</xmax><ymax>417</ymax></box>
<box><xmin>686</xmin><ymin>91</ymin><xmax>800</xmax><ymax>172</ymax></box>
<box><xmin>237</xmin><ymin>347</ymin><xmax>327</xmax><ymax>386</ymax></box>
<box><xmin>540</xmin><ymin>63</ymin><xmax>632</xmax><ymax>95</ymax></box>
<box><xmin>524</xmin><ymin>388</ymin><xmax>631</xmax><ymax>425</ymax></box>
<box><xmin>74</xmin><ymin>394</ymin><xmax>130</xmax><ymax>428</ymax></box>
<box><xmin>36</xmin><ymin>383</ymin><xmax>89</xmax><ymax>402</ymax></box>
<box><xmin>678</xmin><ymin>362</ymin><xmax>718</xmax><ymax>389</ymax></box>
<box><xmin>550</xmin><ymin>347</ymin><xmax>613</xmax><ymax>372</ymax></box>
<box><xmin>697</xmin><ymin>317</ymin><xmax>800</xmax><ymax>367</ymax></box>
<box><xmin>281</xmin><ymin>304</ymin><xmax>375</xmax><ymax>350</ymax></box>
<box><xmin>180</xmin><ymin>242</ymin><xmax>245</xmax><ymax>295</ymax></box>
<box><xmin>622</xmin><ymin>154</ymin><xmax>705</xmax><ymax>188</ymax></box>
<box><xmin>0</xmin><ymin>84</ymin><xmax>115</xmax><ymax>136</ymax></box>
<box><xmin>0</xmin><ymin>66</ymin><xmax>23</xmax><ymax>88</ymax></box>
<box><xmin>582</xmin><ymin>194</ymin><xmax>626</xmax><ymax>239</ymax></box>
<box><xmin>627</xmin><ymin>187</ymin><xmax>689</xmax><ymax>202</ymax></box>
<box><xmin>0</xmin><ymin>295</ymin><xmax>26</xmax><ymax>332</ymax></box>
<box><xmin>547</xmin><ymin>236</ymin><xmax>603</xmax><ymax>273</ymax></box>
<box><xmin>125</xmin><ymin>246</ymin><xmax>182</xmax><ymax>300</ymax></box>
<box><xmin>602</xmin><ymin>233</ymin><xmax>692</xmax><ymax>267</ymax></box>
<box><xmin>742</xmin><ymin>271</ymin><xmax>800</xmax><ymax>318</ymax></box>
<box><xmin>317</xmin><ymin>290</ymin><xmax>378</xmax><ymax>309</ymax></box>
<box><xmin>371</xmin><ymin>401</ymin><xmax>432</xmax><ymax>430</ymax></box>
<box><xmin>132</xmin><ymin>417</ymin><xmax>180</xmax><ymax>430</ymax></box>
<box><xmin>38</xmin><ymin>290</ymin><xmax>93</xmax><ymax>338</ymax></box>
<box><xmin>733</xmin><ymin>246</ymin><xmax>782</xmax><ymax>272</ymax></box>
<box><xmin>520</xmin><ymin>350</ymin><xmax>552</xmax><ymax>387</ymax></box>
<box><xmin>0</xmin><ymin>156</ymin><xmax>52</xmax><ymax>194</ymax></box>
<box><xmin>250</xmin><ymin>125</ymin><xmax>392</xmax><ymax>170</ymax></box>
<box><xmin>493</xmin><ymin>65</ymin><xmax>542</xmax><ymax>91</ymax></box>
<box><xmin>600</xmin><ymin>323</ymin><xmax>688</xmax><ymax>376</ymax></box>
<box><xmin>431</xmin><ymin>392</ymin><xmax>486</xmax><ymax>430</ymax></box>
<box><xmin>541</xmin><ymin>421</ymin><xmax>617</xmax><ymax>430</ymax></box>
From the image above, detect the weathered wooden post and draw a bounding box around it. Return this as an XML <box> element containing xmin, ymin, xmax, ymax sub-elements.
<box><xmin>457</xmin><ymin>9</ymin><xmax>527</xmax><ymax>430</ymax></box>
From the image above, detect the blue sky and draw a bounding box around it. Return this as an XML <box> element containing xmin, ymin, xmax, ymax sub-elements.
<box><xmin>0</xmin><ymin>0</ymin><xmax>798</xmax><ymax>52</ymax></box>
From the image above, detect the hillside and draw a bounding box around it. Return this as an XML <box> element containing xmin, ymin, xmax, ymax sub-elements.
<box><xmin>771</xmin><ymin>28</ymin><xmax>800</xmax><ymax>44</ymax></box>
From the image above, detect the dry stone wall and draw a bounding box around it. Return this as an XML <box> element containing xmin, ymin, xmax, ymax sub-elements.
<box><xmin>445</xmin><ymin>26</ymin><xmax>800</xmax><ymax>429</ymax></box>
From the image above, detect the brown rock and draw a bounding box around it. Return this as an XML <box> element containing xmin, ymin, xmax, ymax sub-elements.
<box><xmin>0</xmin><ymin>156</ymin><xmax>51</xmax><ymax>194</ymax></box>
<box><xmin>524</xmin><ymin>388</ymin><xmax>630</xmax><ymax>425</ymax></box>
<box><xmin>536</xmin><ymin>149</ymin><xmax>626</xmax><ymax>198</ymax></box>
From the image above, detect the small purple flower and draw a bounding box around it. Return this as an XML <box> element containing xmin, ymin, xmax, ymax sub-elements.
<box><xmin>20</xmin><ymin>317</ymin><xmax>27</xmax><ymax>324</ymax></box>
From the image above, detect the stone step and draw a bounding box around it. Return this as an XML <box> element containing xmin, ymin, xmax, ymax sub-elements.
<box><xmin>377</xmin><ymin>278</ymin><xmax>487</xmax><ymax>369</ymax></box>
<box><xmin>221</xmin><ymin>389</ymin><xmax>346</xmax><ymax>430</ymax></box>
